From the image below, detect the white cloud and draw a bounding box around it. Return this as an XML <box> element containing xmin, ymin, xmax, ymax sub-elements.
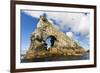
<box><xmin>23</xmin><ymin>10</ymin><xmax>90</xmax><ymax>49</ymax></box>
<box><xmin>23</xmin><ymin>10</ymin><xmax>90</xmax><ymax>36</ymax></box>
<box><xmin>48</xmin><ymin>12</ymin><xmax>90</xmax><ymax>35</ymax></box>
<box><xmin>66</xmin><ymin>32</ymin><xmax>73</xmax><ymax>39</ymax></box>
<box><xmin>37</xmin><ymin>20</ymin><xmax>41</xmax><ymax>28</ymax></box>
<box><xmin>23</xmin><ymin>10</ymin><xmax>44</xmax><ymax>18</ymax></box>
<box><xmin>72</xmin><ymin>14</ymin><xmax>90</xmax><ymax>35</ymax></box>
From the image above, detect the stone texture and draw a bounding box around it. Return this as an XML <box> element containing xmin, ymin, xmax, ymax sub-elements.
<box><xmin>24</xmin><ymin>15</ymin><xmax>86</xmax><ymax>59</ymax></box>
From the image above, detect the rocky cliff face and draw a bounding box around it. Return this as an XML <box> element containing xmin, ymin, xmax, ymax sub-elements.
<box><xmin>24</xmin><ymin>15</ymin><xmax>86</xmax><ymax>60</ymax></box>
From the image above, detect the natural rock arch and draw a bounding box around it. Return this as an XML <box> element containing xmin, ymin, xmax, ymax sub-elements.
<box><xmin>45</xmin><ymin>35</ymin><xmax>57</xmax><ymax>49</ymax></box>
<box><xmin>24</xmin><ymin>15</ymin><xmax>86</xmax><ymax>60</ymax></box>
<box><xmin>29</xmin><ymin>15</ymin><xmax>79</xmax><ymax>51</ymax></box>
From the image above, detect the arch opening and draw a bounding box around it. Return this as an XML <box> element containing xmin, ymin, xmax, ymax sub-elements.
<box><xmin>45</xmin><ymin>35</ymin><xmax>56</xmax><ymax>49</ymax></box>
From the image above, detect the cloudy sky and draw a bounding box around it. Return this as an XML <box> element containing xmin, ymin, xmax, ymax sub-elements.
<box><xmin>21</xmin><ymin>10</ymin><xmax>90</xmax><ymax>54</ymax></box>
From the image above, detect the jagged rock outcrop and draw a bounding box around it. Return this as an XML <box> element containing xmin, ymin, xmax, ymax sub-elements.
<box><xmin>24</xmin><ymin>15</ymin><xmax>86</xmax><ymax>60</ymax></box>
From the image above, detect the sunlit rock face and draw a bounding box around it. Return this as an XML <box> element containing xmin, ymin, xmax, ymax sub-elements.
<box><xmin>24</xmin><ymin>15</ymin><xmax>85</xmax><ymax>59</ymax></box>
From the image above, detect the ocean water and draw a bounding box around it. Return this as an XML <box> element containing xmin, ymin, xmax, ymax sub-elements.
<box><xmin>21</xmin><ymin>52</ymin><xmax>89</xmax><ymax>63</ymax></box>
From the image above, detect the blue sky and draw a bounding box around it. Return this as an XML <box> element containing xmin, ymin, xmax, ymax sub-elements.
<box><xmin>20</xmin><ymin>10</ymin><xmax>90</xmax><ymax>54</ymax></box>
<box><xmin>21</xmin><ymin>11</ymin><xmax>39</xmax><ymax>54</ymax></box>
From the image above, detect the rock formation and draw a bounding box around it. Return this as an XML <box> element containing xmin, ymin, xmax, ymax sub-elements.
<box><xmin>24</xmin><ymin>15</ymin><xmax>86</xmax><ymax>60</ymax></box>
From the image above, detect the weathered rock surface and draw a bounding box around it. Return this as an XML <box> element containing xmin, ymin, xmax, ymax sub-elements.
<box><xmin>24</xmin><ymin>15</ymin><xmax>86</xmax><ymax>60</ymax></box>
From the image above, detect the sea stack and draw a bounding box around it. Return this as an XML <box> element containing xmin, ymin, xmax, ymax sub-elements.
<box><xmin>24</xmin><ymin>15</ymin><xmax>86</xmax><ymax>60</ymax></box>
